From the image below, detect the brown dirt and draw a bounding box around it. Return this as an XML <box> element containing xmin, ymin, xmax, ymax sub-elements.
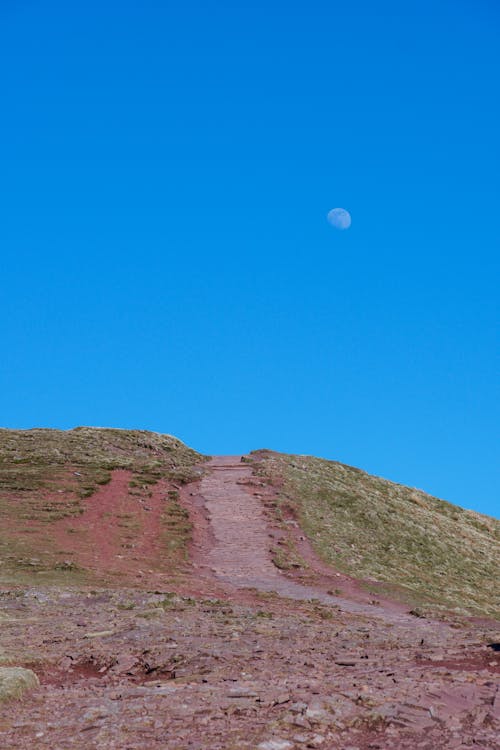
<box><xmin>0</xmin><ymin>455</ymin><xmax>498</xmax><ymax>749</ymax></box>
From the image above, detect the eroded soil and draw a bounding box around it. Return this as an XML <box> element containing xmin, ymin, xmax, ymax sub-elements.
<box><xmin>0</xmin><ymin>456</ymin><xmax>499</xmax><ymax>749</ymax></box>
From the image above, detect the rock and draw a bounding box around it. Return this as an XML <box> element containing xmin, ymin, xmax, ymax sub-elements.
<box><xmin>492</xmin><ymin>688</ymin><xmax>500</xmax><ymax>719</ymax></box>
<box><xmin>307</xmin><ymin>735</ymin><xmax>326</xmax><ymax>747</ymax></box>
<box><xmin>291</xmin><ymin>714</ymin><xmax>311</xmax><ymax>729</ymax></box>
<box><xmin>273</xmin><ymin>692</ymin><xmax>292</xmax><ymax>705</ymax></box>
<box><xmin>427</xmin><ymin>653</ymin><xmax>446</xmax><ymax>662</ymax></box>
<box><xmin>334</xmin><ymin>660</ymin><xmax>356</xmax><ymax>666</ymax></box>
<box><xmin>111</xmin><ymin>654</ymin><xmax>138</xmax><ymax>673</ymax></box>
<box><xmin>57</xmin><ymin>656</ymin><xmax>74</xmax><ymax>671</ymax></box>
<box><xmin>305</xmin><ymin>700</ymin><xmax>331</xmax><ymax>724</ymax></box>
<box><xmin>0</xmin><ymin>667</ymin><xmax>39</xmax><ymax>702</ymax></box>
<box><xmin>82</xmin><ymin>705</ymin><xmax>109</xmax><ymax>723</ymax></box>
<box><xmin>409</xmin><ymin>608</ymin><xmax>426</xmax><ymax>618</ymax></box>
<box><xmin>258</xmin><ymin>741</ymin><xmax>294</xmax><ymax>750</ymax></box>
<box><xmin>227</xmin><ymin>686</ymin><xmax>259</xmax><ymax>698</ymax></box>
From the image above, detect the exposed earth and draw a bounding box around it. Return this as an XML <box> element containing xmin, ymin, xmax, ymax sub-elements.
<box><xmin>0</xmin><ymin>439</ymin><xmax>499</xmax><ymax>749</ymax></box>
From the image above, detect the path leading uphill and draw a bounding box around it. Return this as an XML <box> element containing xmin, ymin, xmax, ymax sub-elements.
<box><xmin>198</xmin><ymin>457</ymin><xmax>437</xmax><ymax>629</ymax></box>
<box><xmin>200</xmin><ymin>456</ymin><xmax>282</xmax><ymax>587</ymax></box>
<box><xmin>187</xmin><ymin>456</ymin><xmax>500</xmax><ymax>745</ymax></box>
<box><xmin>1</xmin><ymin>457</ymin><xmax>498</xmax><ymax>750</ymax></box>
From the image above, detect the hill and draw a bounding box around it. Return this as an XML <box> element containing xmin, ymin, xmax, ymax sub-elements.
<box><xmin>0</xmin><ymin>428</ymin><xmax>499</xmax><ymax>749</ymax></box>
<box><xmin>0</xmin><ymin>428</ymin><xmax>498</xmax><ymax>616</ymax></box>
<box><xmin>0</xmin><ymin>427</ymin><xmax>204</xmax><ymax>587</ymax></box>
<box><xmin>250</xmin><ymin>450</ymin><xmax>500</xmax><ymax>618</ymax></box>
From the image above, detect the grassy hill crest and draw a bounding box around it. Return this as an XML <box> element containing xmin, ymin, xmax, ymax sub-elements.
<box><xmin>251</xmin><ymin>450</ymin><xmax>500</xmax><ymax>617</ymax></box>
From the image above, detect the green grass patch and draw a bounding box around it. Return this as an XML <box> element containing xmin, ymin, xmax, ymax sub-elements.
<box><xmin>253</xmin><ymin>451</ymin><xmax>500</xmax><ymax>617</ymax></box>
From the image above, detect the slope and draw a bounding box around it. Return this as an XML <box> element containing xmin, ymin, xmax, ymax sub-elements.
<box><xmin>250</xmin><ymin>450</ymin><xmax>500</xmax><ymax>617</ymax></box>
<box><xmin>0</xmin><ymin>427</ymin><xmax>205</xmax><ymax>586</ymax></box>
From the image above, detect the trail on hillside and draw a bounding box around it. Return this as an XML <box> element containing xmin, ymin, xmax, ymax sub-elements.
<box><xmin>197</xmin><ymin>457</ymin><xmax>438</xmax><ymax>629</ymax></box>
<box><xmin>2</xmin><ymin>454</ymin><xmax>499</xmax><ymax>750</ymax></box>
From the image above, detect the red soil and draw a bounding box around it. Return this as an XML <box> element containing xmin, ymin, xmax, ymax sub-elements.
<box><xmin>49</xmin><ymin>470</ymin><xmax>189</xmax><ymax>586</ymax></box>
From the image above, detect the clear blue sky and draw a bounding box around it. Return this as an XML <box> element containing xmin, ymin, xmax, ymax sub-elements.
<box><xmin>1</xmin><ymin>1</ymin><xmax>498</xmax><ymax>518</ymax></box>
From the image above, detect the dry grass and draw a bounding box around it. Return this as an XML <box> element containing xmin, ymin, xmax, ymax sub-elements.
<box><xmin>0</xmin><ymin>667</ymin><xmax>39</xmax><ymax>702</ymax></box>
<box><xmin>161</xmin><ymin>489</ymin><xmax>193</xmax><ymax>567</ymax></box>
<box><xmin>252</xmin><ymin>451</ymin><xmax>500</xmax><ymax>617</ymax></box>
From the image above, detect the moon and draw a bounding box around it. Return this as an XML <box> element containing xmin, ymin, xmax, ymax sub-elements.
<box><xmin>327</xmin><ymin>207</ymin><xmax>351</xmax><ymax>230</ymax></box>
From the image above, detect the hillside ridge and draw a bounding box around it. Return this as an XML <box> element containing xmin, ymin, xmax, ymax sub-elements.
<box><xmin>0</xmin><ymin>427</ymin><xmax>498</xmax><ymax>616</ymax></box>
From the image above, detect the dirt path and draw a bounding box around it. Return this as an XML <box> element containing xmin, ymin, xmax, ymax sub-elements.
<box><xmin>198</xmin><ymin>457</ymin><xmax>440</xmax><ymax>629</ymax></box>
<box><xmin>201</xmin><ymin>456</ymin><xmax>280</xmax><ymax>586</ymax></box>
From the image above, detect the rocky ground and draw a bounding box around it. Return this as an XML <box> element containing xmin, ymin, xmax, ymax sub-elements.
<box><xmin>0</xmin><ymin>456</ymin><xmax>499</xmax><ymax>749</ymax></box>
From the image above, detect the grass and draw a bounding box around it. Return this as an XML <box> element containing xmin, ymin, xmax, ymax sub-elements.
<box><xmin>160</xmin><ymin>489</ymin><xmax>193</xmax><ymax>568</ymax></box>
<box><xmin>0</xmin><ymin>668</ymin><xmax>39</xmax><ymax>702</ymax></box>
<box><xmin>0</xmin><ymin>426</ymin><xmax>203</xmax><ymax>503</ymax></box>
<box><xmin>270</xmin><ymin>539</ymin><xmax>305</xmax><ymax>571</ymax></box>
<box><xmin>251</xmin><ymin>450</ymin><xmax>500</xmax><ymax>618</ymax></box>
